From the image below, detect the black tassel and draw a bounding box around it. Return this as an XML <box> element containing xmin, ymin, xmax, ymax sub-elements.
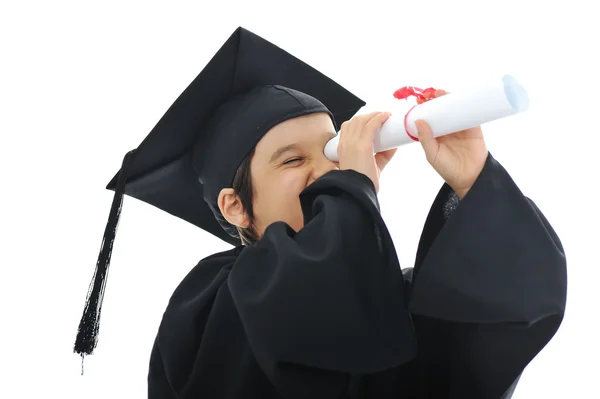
<box><xmin>74</xmin><ymin>150</ymin><xmax>135</xmax><ymax>373</ymax></box>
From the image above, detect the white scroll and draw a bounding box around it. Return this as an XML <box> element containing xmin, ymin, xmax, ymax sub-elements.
<box><xmin>324</xmin><ymin>75</ymin><xmax>529</xmax><ymax>161</ymax></box>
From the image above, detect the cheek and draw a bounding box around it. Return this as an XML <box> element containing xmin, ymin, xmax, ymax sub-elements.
<box><xmin>255</xmin><ymin>170</ymin><xmax>309</xmax><ymax>230</ymax></box>
<box><xmin>277</xmin><ymin>171</ymin><xmax>308</xmax><ymax>229</ymax></box>
<box><xmin>262</xmin><ymin>171</ymin><xmax>309</xmax><ymax>214</ymax></box>
<box><xmin>280</xmin><ymin>169</ymin><xmax>310</xmax><ymax>194</ymax></box>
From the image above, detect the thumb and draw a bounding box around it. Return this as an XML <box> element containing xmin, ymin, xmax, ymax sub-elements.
<box><xmin>415</xmin><ymin>120</ymin><xmax>438</xmax><ymax>162</ymax></box>
<box><xmin>375</xmin><ymin>148</ymin><xmax>397</xmax><ymax>172</ymax></box>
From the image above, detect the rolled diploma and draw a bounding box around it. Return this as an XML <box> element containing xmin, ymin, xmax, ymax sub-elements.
<box><xmin>324</xmin><ymin>75</ymin><xmax>529</xmax><ymax>161</ymax></box>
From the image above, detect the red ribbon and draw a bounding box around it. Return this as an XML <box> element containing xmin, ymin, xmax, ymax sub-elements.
<box><xmin>393</xmin><ymin>86</ymin><xmax>436</xmax><ymax>101</ymax></box>
<box><xmin>393</xmin><ymin>86</ymin><xmax>437</xmax><ymax>142</ymax></box>
<box><xmin>403</xmin><ymin>105</ymin><xmax>419</xmax><ymax>142</ymax></box>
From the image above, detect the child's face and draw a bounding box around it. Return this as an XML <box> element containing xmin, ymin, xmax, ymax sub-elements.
<box><xmin>250</xmin><ymin>112</ymin><xmax>338</xmax><ymax>237</ymax></box>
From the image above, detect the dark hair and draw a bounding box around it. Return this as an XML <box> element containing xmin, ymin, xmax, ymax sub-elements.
<box><xmin>231</xmin><ymin>148</ymin><xmax>259</xmax><ymax>245</ymax></box>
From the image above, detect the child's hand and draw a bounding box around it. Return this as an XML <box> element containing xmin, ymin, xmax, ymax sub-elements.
<box><xmin>415</xmin><ymin>89</ymin><xmax>488</xmax><ymax>199</ymax></box>
<box><xmin>338</xmin><ymin>112</ymin><xmax>397</xmax><ymax>193</ymax></box>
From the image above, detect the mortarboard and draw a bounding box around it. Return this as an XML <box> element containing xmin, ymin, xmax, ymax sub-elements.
<box><xmin>74</xmin><ymin>27</ymin><xmax>366</xmax><ymax>362</ymax></box>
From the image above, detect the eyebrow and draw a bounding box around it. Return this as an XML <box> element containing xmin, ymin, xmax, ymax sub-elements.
<box><xmin>269</xmin><ymin>132</ymin><xmax>336</xmax><ymax>164</ymax></box>
<box><xmin>269</xmin><ymin>144</ymin><xmax>301</xmax><ymax>164</ymax></box>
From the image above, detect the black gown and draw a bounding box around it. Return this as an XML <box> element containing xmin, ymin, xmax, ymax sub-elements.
<box><xmin>147</xmin><ymin>152</ymin><xmax>567</xmax><ymax>398</ymax></box>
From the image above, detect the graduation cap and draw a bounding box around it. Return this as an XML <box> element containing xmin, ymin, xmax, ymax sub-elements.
<box><xmin>74</xmin><ymin>27</ymin><xmax>366</xmax><ymax>362</ymax></box>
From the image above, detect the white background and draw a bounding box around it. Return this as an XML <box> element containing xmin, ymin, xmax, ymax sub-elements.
<box><xmin>1</xmin><ymin>1</ymin><xmax>598</xmax><ymax>397</ymax></box>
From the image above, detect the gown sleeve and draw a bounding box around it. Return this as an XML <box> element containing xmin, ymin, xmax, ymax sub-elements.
<box><xmin>405</xmin><ymin>152</ymin><xmax>567</xmax><ymax>398</ymax></box>
<box><xmin>149</xmin><ymin>169</ymin><xmax>418</xmax><ymax>399</ymax></box>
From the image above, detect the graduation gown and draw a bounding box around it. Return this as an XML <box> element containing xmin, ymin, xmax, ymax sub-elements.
<box><xmin>147</xmin><ymin>152</ymin><xmax>567</xmax><ymax>399</ymax></box>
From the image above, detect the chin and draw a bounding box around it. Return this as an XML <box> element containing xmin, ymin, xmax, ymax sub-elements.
<box><xmin>289</xmin><ymin>218</ymin><xmax>305</xmax><ymax>233</ymax></box>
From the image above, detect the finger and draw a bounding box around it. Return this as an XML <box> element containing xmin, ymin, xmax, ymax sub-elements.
<box><xmin>361</xmin><ymin>111</ymin><xmax>386</xmax><ymax>129</ymax></box>
<box><xmin>375</xmin><ymin>148</ymin><xmax>397</xmax><ymax>171</ymax></box>
<box><xmin>415</xmin><ymin>119</ymin><xmax>438</xmax><ymax>162</ymax></box>
<box><xmin>435</xmin><ymin>89</ymin><xmax>448</xmax><ymax>97</ymax></box>
<box><xmin>364</xmin><ymin>112</ymin><xmax>391</xmax><ymax>140</ymax></box>
<box><xmin>341</xmin><ymin>113</ymin><xmax>378</xmax><ymax>129</ymax></box>
<box><xmin>344</xmin><ymin>112</ymin><xmax>382</xmax><ymax>137</ymax></box>
<box><xmin>356</xmin><ymin>112</ymin><xmax>383</xmax><ymax>125</ymax></box>
<box><xmin>339</xmin><ymin>120</ymin><xmax>349</xmax><ymax>135</ymax></box>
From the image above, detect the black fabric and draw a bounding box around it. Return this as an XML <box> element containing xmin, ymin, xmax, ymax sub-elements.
<box><xmin>75</xmin><ymin>26</ymin><xmax>366</xmax><ymax>362</ymax></box>
<box><xmin>408</xmin><ymin>153</ymin><xmax>567</xmax><ymax>324</ymax></box>
<box><xmin>104</xmin><ymin>27</ymin><xmax>365</xmax><ymax>246</ymax></box>
<box><xmin>148</xmin><ymin>153</ymin><xmax>567</xmax><ymax>398</ymax></box>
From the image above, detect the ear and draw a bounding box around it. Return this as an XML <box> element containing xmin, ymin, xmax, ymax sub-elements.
<box><xmin>217</xmin><ymin>188</ymin><xmax>251</xmax><ymax>229</ymax></box>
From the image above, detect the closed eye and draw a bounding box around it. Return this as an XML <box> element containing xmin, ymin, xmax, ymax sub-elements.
<box><xmin>283</xmin><ymin>157</ymin><xmax>304</xmax><ymax>165</ymax></box>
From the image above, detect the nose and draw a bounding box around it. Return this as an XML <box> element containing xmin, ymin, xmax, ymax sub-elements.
<box><xmin>309</xmin><ymin>156</ymin><xmax>339</xmax><ymax>185</ymax></box>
